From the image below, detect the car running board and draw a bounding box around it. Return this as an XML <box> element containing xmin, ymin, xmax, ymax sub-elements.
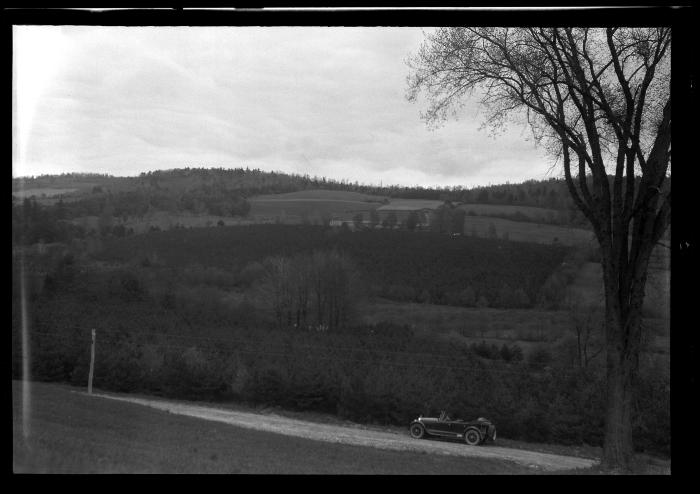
<box><xmin>426</xmin><ymin>430</ymin><xmax>462</xmax><ymax>438</ymax></box>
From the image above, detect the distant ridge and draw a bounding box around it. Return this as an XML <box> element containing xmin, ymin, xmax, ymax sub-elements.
<box><xmin>11</xmin><ymin>167</ymin><xmax>594</xmax><ymax>220</ymax></box>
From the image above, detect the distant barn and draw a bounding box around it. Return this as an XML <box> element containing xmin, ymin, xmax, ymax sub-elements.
<box><xmin>376</xmin><ymin>199</ymin><xmax>446</xmax><ymax>228</ymax></box>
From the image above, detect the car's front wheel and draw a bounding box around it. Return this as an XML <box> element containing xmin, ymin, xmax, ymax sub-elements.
<box><xmin>410</xmin><ymin>423</ymin><xmax>425</xmax><ymax>439</ymax></box>
<box><xmin>464</xmin><ymin>427</ymin><xmax>482</xmax><ymax>446</ymax></box>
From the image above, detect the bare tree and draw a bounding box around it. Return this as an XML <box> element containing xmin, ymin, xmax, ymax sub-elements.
<box><xmin>407</xmin><ymin>27</ymin><xmax>671</xmax><ymax>469</ymax></box>
<box><xmin>258</xmin><ymin>251</ymin><xmax>364</xmax><ymax>332</ymax></box>
<box><xmin>566</xmin><ymin>298</ymin><xmax>605</xmax><ymax>369</ymax></box>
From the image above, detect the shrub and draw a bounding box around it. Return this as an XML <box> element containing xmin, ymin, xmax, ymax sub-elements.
<box><xmin>528</xmin><ymin>345</ymin><xmax>553</xmax><ymax>370</ymax></box>
<box><xmin>471</xmin><ymin>340</ymin><xmax>500</xmax><ymax>360</ymax></box>
<box><xmin>487</xmin><ymin>222</ymin><xmax>498</xmax><ymax>239</ymax></box>
<box><xmin>510</xmin><ymin>344</ymin><xmax>524</xmax><ymax>362</ymax></box>
<box><xmin>513</xmin><ymin>287</ymin><xmax>531</xmax><ymax>308</ymax></box>
<box><xmin>237</xmin><ymin>261</ymin><xmax>266</xmax><ymax>287</ymax></box>
<box><xmin>497</xmin><ymin>284</ymin><xmax>516</xmax><ymax>308</ymax></box>
<box><xmin>516</xmin><ymin>400</ymin><xmax>551</xmax><ymax>443</ymax></box>
<box><xmin>500</xmin><ymin>344</ymin><xmax>513</xmax><ymax>362</ymax></box>
<box><xmin>417</xmin><ymin>289</ymin><xmax>432</xmax><ymax>304</ymax></box>
<box><xmin>109</xmin><ymin>271</ymin><xmax>146</xmax><ymax>302</ymax></box>
<box><xmin>386</xmin><ymin>284</ymin><xmax>416</xmax><ymax>302</ymax></box>
<box><xmin>458</xmin><ymin>286</ymin><xmax>476</xmax><ymax>307</ymax></box>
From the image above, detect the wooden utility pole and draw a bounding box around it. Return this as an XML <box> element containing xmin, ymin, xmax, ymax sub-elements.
<box><xmin>88</xmin><ymin>329</ymin><xmax>95</xmax><ymax>394</ymax></box>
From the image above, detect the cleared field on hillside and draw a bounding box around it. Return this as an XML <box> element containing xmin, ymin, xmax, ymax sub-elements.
<box><xmin>12</xmin><ymin>187</ymin><xmax>79</xmax><ymax>198</ymax></box>
<box><xmin>458</xmin><ymin>203</ymin><xmax>561</xmax><ymax>221</ymax></box>
<box><xmin>566</xmin><ymin>262</ymin><xmax>669</xmax><ymax>314</ymax></box>
<box><xmin>364</xmin><ymin>300</ymin><xmax>572</xmax><ymax>345</ymax></box>
<box><xmin>462</xmin><ymin>215</ymin><xmax>595</xmax><ymax>246</ymax></box>
<box><xmin>12</xmin><ymin>187</ymin><xmax>85</xmax><ymax>205</ymax></box>
<box><xmin>12</xmin><ymin>381</ymin><xmax>532</xmax><ymax>474</ymax></box>
<box><xmin>364</xmin><ymin>298</ymin><xmax>670</xmax><ymax>355</ymax></box>
<box><xmin>249</xmin><ymin>189</ymin><xmax>387</xmax><ymax>223</ymax></box>
<box><xmin>379</xmin><ymin>198</ymin><xmax>446</xmax><ymax>210</ymax></box>
<box><xmin>252</xmin><ymin>189</ymin><xmax>388</xmax><ymax>202</ymax></box>
<box><xmin>249</xmin><ymin>189</ymin><xmax>388</xmax><ymax>222</ymax></box>
<box><xmin>12</xmin><ymin>178</ymin><xmax>135</xmax><ymax>201</ymax></box>
<box><xmin>249</xmin><ymin>199</ymin><xmax>380</xmax><ymax>223</ymax></box>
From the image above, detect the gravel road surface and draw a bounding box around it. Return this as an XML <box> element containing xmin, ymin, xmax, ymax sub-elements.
<box><xmin>87</xmin><ymin>391</ymin><xmax>598</xmax><ymax>472</ymax></box>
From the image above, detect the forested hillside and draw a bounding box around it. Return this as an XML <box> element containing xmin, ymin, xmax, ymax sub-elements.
<box><xmin>11</xmin><ymin>168</ymin><xmax>669</xmax><ymax>457</ymax></box>
<box><xmin>15</xmin><ymin>168</ymin><xmax>667</xmax><ymax>230</ymax></box>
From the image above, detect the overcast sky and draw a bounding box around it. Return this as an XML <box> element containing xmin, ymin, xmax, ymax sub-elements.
<box><xmin>13</xmin><ymin>26</ymin><xmax>554</xmax><ymax>188</ymax></box>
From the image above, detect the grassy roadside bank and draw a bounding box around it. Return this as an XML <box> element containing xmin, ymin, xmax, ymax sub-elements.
<box><xmin>12</xmin><ymin>381</ymin><xmax>532</xmax><ymax>474</ymax></box>
<box><xmin>13</xmin><ymin>381</ymin><xmax>669</xmax><ymax>474</ymax></box>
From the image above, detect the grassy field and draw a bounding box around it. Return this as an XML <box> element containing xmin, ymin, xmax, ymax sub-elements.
<box><xmin>458</xmin><ymin>203</ymin><xmax>561</xmax><ymax>222</ymax></box>
<box><xmin>246</xmin><ymin>192</ymin><xmax>595</xmax><ymax>246</ymax></box>
<box><xmin>462</xmin><ymin>215</ymin><xmax>595</xmax><ymax>246</ymax></box>
<box><xmin>363</xmin><ymin>296</ymin><xmax>670</xmax><ymax>356</ymax></box>
<box><xmin>364</xmin><ymin>300</ymin><xmax>579</xmax><ymax>358</ymax></box>
<box><xmin>13</xmin><ymin>381</ymin><xmax>534</xmax><ymax>474</ymax></box>
<box><xmin>12</xmin><ymin>187</ymin><xmax>80</xmax><ymax>198</ymax></box>
<box><xmin>252</xmin><ymin>189</ymin><xmax>388</xmax><ymax>202</ymax></box>
<box><xmin>566</xmin><ymin>261</ymin><xmax>670</xmax><ymax>318</ymax></box>
<box><xmin>378</xmin><ymin>198</ymin><xmax>446</xmax><ymax>210</ymax></box>
<box><xmin>247</xmin><ymin>189</ymin><xmax>387</xmax><ymax>224</ymax></box>
<box><xmin>248</xmin><ymin>199</ymin><xmax>379</xmax><ymax>223</ymax></box>
<box><xmin>364</xmin><ymin>300</ymin><xmax>572</xmax><ymax>345</ymax></box>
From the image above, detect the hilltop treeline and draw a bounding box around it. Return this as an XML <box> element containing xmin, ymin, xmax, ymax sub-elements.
<box><xmin>16</xmin><ymin>167</ymin><xmax>668</xmax><ymax>228</ymax></box>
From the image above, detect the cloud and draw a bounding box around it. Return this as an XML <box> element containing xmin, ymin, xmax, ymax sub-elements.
<box><xmin>13</xmin><ymin>26</ymin><xmax>553</xmax><ymax>187</ymax></box>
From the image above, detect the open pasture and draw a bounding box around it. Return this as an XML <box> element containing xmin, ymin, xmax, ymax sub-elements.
<box><xmin>248</xmin><ymin>189</ymin><xmax>387</xmax><ymax>223</ymax></box>
<box><xmin>363</xmin><ymin>298</ymin><xmax>669</xmax><ymax>356</ymax></box>
<box><xmin>248</xmin><ymin>198</ymin><xmax>380</xmax><ymax>223</ymax></box>
<box><xmin>363</xmin><ymin>300</ymin><xmax>572</xmax><ymax>344</ymax></box>
<box><xmin>251</xmin><ymin>189</ymin><xmax>388</xmax><ymax>202</ymax></box>
<box><xmin>12</xmin><ymin>187</ymin><xmax>79</xmax><ymax>198</ymax></box>
<box><xmin>458</xmin><ymin>203</ymin><xmax>562</xmax><ymax>222</ymax></box>
<box><xmin>462</xmin><ymin>215</ymin><xmax>595</xmax><ymax>246</ymax></box>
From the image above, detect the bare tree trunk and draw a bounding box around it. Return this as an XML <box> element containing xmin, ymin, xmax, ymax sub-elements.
<box><xmin>602</xmin><ymin>301</ymin><xmax>635</xmax><ymax>470</ymax></box>
<box><xmin>601</xmin><ymin>251</ymin><xmax>649</xmax><ymax>469</ymax></box>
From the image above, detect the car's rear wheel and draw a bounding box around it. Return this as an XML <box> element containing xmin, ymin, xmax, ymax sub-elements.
<box><xmin>410</xmin><ymin>423</ymin><xmax>425</xmax><ymax>439</ymax></box>
<box><xmin>464</xmin><ymin>428</ymin><xmax>481</xmax><ymax>446</ymax></box>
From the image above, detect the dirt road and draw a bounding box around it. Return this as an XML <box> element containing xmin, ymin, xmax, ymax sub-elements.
<box><xmin>86</xmin><ymin>391</ymin><xmax>598</xmax><ymax>472</ymax></box>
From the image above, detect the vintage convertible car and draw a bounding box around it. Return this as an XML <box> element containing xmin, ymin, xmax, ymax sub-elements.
<box><xmin>409</xmin><ymin>411</ymin><xmax>497</xmax><ymax>446</ymax></box>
